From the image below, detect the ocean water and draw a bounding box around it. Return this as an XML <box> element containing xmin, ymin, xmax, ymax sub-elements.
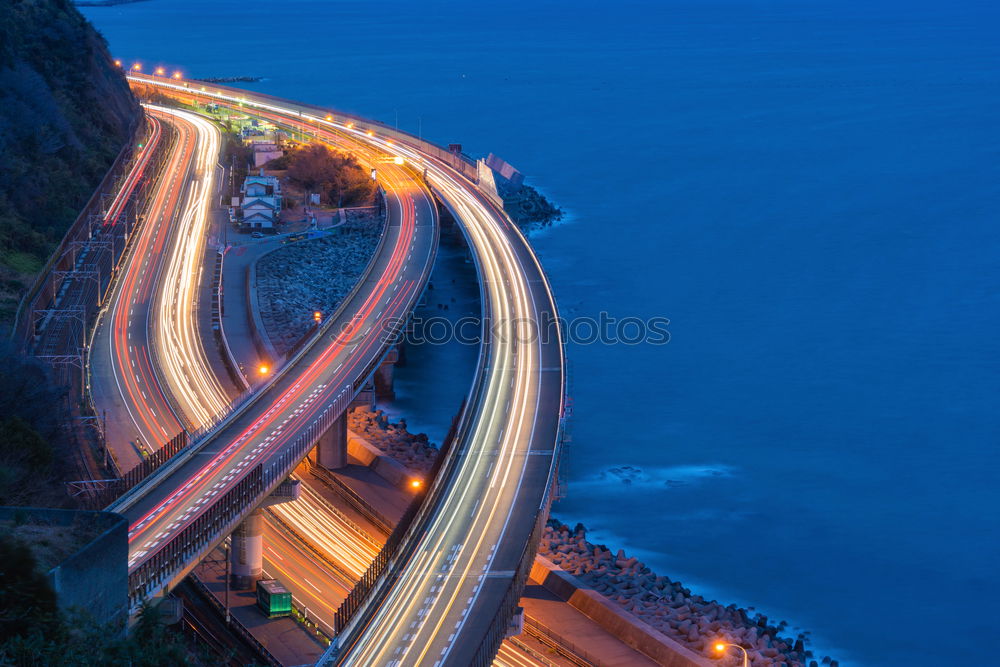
<box><xmin>81</xmin><ymin>1</ymin><xmax>1000</xmax><ymax>664</ymax></box>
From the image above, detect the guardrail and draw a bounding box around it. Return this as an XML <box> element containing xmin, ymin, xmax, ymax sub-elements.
<box><xmin>108</xmin><ymin>180</ymin><xmax>397</xmax><ymax>517</ymax></box>
<box><xmin>305</xmin><ymin>462</ymin><xmax>393</xmax><ymax>535</ymax></box>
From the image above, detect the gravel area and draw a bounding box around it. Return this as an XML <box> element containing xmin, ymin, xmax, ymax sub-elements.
<box><xmin>256</xmin><ymin>210</ymin><xmax>382</xmax><ymax>355</ymax></box>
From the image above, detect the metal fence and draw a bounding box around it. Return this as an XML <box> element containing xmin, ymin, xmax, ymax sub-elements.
<box><xmin>128</xmin><ymin>464</ymin><xmax>264</xmax><ymax>607</ymax></box>
<box><xmin>15</xmin><ymin>116</ymin><xmax>172</xmax><ymax>400</ymax></box>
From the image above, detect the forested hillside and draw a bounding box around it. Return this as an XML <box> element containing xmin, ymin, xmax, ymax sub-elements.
<box><xmin>0</xmin><ymin>0</ymin><xmax>139</xmax><ymax>322</ymax></box>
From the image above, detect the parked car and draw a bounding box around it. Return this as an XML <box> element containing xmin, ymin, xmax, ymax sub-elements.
<box><xmin>251</xmin><ymin>231</ymin><xmax>264</xmax><ymax>239</ymax></box>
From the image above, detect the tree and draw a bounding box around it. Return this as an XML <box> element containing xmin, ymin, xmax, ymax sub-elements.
<box><xmin>0</xmin><ymin>534</ymin><xmax>59</xmax><ymax>645</ymax></box>
<box><xmin>284</xmin><ymin>144</ymin><xmax>375</xmax><ymax>207</ymax></box>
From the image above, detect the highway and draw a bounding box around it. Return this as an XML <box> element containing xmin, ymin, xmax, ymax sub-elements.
<box><xmin>112</xmin><ymin>103</ymin><xmax>439</xmax><ymax>599</ymax></box>
<box><xmin>120</xmin><ymin>75</ymin><xmax>563</xmax><ymax>665</ymax></box>
<box><xmin>90</xmin><ymin>104</ymin><xmax>389</xmax><ymax>631</ymax></box>
<box><xmin>90</xmin><ymin>108</ymin><xmax>198</xmax><ymax>469</ymax></box>
<box><xmin>147</xmin><ymin>106</ymin><xmax>231</xmax><ymax>429</ymax></box>
<box><xmin>335</xmin><ymin>126</ymin><xmax>565</xmax><ymax>667</ymax></box>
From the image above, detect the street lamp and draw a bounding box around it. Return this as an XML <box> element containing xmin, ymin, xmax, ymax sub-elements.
<box><xmin>258</xmin><ymin>364</ymin><xmax>270</xmax><ymax>376</ymax></box>
<box><xmin>313</xmin><ymin>311</ymin><xmax>322</xmax><ymax>323</ymax></box>
<box><xmin>409</xmin><ymin>479</ymin><xmax>423</xmax><ymax>491</ymax></box>
<box><xmin>713</xmin><ymin>643</ymin><xmax>748</xmax><ymax>667</ymax></box>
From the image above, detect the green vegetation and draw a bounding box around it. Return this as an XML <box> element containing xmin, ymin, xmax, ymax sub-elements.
<box><xmin>0</xmin><ymin>343</ymin><xmax>69</xmax><ymax>507</ymax></box>
<box><xmin>0</xmin><ymin>539</ymin><xmax>205</xmax><ymax>666</ymax></box>
<box><xmin>0</xmin><ymin>0</ymin><xmax>140</xmax><ymax>323</ymax></box>
<box><xmin>269</xmin><ymin>143</ymin><xmax>376</xmax><ymax>208</ymax></box>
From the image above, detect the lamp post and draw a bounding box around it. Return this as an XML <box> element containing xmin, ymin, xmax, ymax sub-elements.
<box><xmin>714</xmin><ymin>643</ymin><xmax>748</xmax><ymax>667</ymax></box>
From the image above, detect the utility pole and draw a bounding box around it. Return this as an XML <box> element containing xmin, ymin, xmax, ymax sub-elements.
<box><xmin>224</xmin><ymin>542</ymin><xmax>231</xmax><ymax>625</ymax></box>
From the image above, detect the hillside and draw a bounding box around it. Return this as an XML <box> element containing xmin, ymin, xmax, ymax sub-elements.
<box><xmin>0</xmin><ymin>0</ymin><xmax>139</xmax><ymax>322</ymax></box>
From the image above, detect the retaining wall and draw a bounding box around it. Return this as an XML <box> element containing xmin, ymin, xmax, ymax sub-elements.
<box><xmin>530</xmin><ymin>555</ymin><xmax>713</xmax><ymax>667</ymax></box>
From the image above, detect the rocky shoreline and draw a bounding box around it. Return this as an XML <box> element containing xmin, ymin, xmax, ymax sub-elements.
<box><xmin>501</xmin><ymin>184</ymin><xmax>564</xmax><ymax>230</ymax></box>
<box><xmin>255</xmin><ymin>211</ymin><xmax>382</xmax><ymax>356</ymax></box>
<box><xmin>266</xmin><ymin>186</ymin><xmax>831</xmax><ymax>666</ymax></box>
<box><xmin>345</xmin><ymin>405</ymin><xmax>835</xmax><ymax>667</ymax></box>
<box><xmin>347</xmin><ymin>408</ymin><xmax>438</xmax><ymax>473</ymax></box>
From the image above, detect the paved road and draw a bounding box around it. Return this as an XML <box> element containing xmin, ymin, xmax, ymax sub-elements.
<box><xmin>337</xmin><ymin>133</ymin><xmax>565</xmax><ymax>667</ymax></box>
<box><xmin>114</xmin><ymin>132</ymin><xmax>438</xmax><ymax>590</ymax></box>
<box><xmin>90</xmin><ymin>109</ymin><xmax>199</xmax><ymax>470</ymax></box>
<box><xmin>123</xmin><ymin>76</ymin><xmax>563</xmax><ymax>666</ymax></box>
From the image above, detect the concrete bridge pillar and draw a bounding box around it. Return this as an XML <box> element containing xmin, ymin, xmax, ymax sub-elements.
<box><xmin>374</xmin><ymin>346</ymin><xmax>399</xmax><ymax>401</ymax></box>
<box><xmin>351</xmin><ymin>381</ymin><xmax>376</xmax><ymax>412</ymax></box>
<box><xmin>229</xmin><ymin>480</ymin><xmax>300</xmax><ymax>590</ymax></box>
<box><xmin>230</xmin><ymin>508</ymin><xmax>264</xmax><ymax>590</ymax></box>
<box><xmin>314</xmin><ymin>410</ymin><xmax>348</xmax><ymax>469</ymax></box>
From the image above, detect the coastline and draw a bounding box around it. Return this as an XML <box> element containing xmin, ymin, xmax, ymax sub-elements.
<box><xmin>348</xmin><ymin>406</ymin><xmax>836</xmax><ymax>667</ymax></box>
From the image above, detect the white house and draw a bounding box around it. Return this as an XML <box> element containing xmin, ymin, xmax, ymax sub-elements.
<box><xmin>240</xmin><ymin>173</ymin><xmax>282</xmax><ymax>229</ymax></box>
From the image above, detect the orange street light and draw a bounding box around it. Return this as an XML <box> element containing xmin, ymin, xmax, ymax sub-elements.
<box><xmin>114</xmin><ymin>59</ymin><xmax>122</xmax><ymax>67</ymax></box>
<box><xmin>713</xmin><ymin>643</ymin><xmax>748</xmax><ymax>667</ymax></box>
<box><xmin>155</xmin><ymin>66</ymin><xmax>165</xmax><ymax>76</ymax></box>
<box><xmin>409</xmin><ymin>479</ymin><xmax>423</xmax><ymax>490</ymax></box>
<box><xmin>313</xmin><ymin>311</ymin><xmax>322</xmax><ymax>322</ymax></box>
<box><xmin>132</xmin><ymin>63</ymin><xmax>142</xmax><ymax>71</ymax></box>
<box><xmin>325</xmin><ymin>114</ymin><xmax>332</xmax><ymax>121</ymax></box>
<box><xmin>366</xmin><ymin>129</ymin><xmax>374</xmax><ymax>137</ymax></box>
<box><xmin>258</xmin><ymin>364</ymin><xmax>270</xmax><ymax>375</ymax></box>
<box><xmin>172</xmin><ymin>71</ymin><xmax>182</xmax><ymax>79</ymax></box>
<box><xmin>346</xmin><ymin>122</ymin><xmax>354</xmax><ymax>129</ymax></box>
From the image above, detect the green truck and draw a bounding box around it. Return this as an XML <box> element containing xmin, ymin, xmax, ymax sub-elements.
<box><xmin>256</xmin><ymin>579</ymin><xmax>292</xmax><ymax>618</ymax></box>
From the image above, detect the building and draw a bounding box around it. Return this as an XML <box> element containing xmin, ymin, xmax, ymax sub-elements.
<box><xmin>250</xmin><ymin>141</ymin><xmax>283</xmax><ymax>168</ymax></box>
<box><xmin>239</xmin><ymin>173</ymin><xmax>282</xmax><ymax>229</ymax></box>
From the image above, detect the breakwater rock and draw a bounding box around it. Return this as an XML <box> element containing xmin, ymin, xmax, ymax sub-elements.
<box><xmin>502</xmin><ymin>184</ymin><xmax>563</xmax><ymax>229</ymax></box>
<box><xmin>341</xmin><ymin>405</ymin><xmax>834</xmax><ymax>665</ymax></box>
<box><xmin>541</xmin><ymin>520</ymin><xmax>833</xmax><ymax>667</ymax></box>
<box><xmin>256</xmin><ymin>211</ymin><xmax>382</xmax><ymax>355</ymax></box>
<box><xmin>348</xmin><ymin>407</ymin><xmax>438</xmax><ymax>472</ymax></box>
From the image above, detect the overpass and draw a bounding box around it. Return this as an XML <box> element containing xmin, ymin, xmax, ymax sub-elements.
<box><xmin>118</xmin><ymin>74</ymin><xmax>565</xmax><ymax>666</ymax></box>
<box><xmin>110</xmin><ymin>81</ymin><xmax>439</xmax><ymax>609</ymax></box>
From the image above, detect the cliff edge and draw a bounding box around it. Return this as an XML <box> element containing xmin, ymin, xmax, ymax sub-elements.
<box><xmin>0</xmin><ymin>0</ymin><xmax>140</xmax><ymax>322</ymax></box>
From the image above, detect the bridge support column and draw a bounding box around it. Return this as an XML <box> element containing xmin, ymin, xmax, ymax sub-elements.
<box><xmin>315</xmin><ymin>410</ymin><xmax>348</xmax><ymax>469</ymax></box>
<box><xmin>229</xmin><ymin>480</ymin><xmax>300</xmax><ymax>590</ymax></box>
<box><xmin>230</xmin><ymin>508</ymin><xmax>264</xmax><ymax>590</ymax></box>
<box><xmin>373</xmin><ymin>346</ymin><xmax>399</xmax><ymax>401</ymax></box>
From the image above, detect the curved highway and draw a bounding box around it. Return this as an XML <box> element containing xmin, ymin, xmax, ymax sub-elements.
<box><xmin>90</xmin><ymin>108</ymin><xmax>197</xmax><ymax>469</ymax></box>
<box><xmin>120</xmin><ymin>75</ymin><xmax>563</xmax><ymax>666</ymax></box>
<box><xmin>110</xmin><ymin>95</ymin><xmax>439</xmax><ymax>602</ymax></box>
<box><xmin>91</xmin><ymin>104</ymin><xmax>391</xmax><ymax>633</ymax></box>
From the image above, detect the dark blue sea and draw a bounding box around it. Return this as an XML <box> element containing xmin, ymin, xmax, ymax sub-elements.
<box><xmin>82</xmin><ymin>1</ymin><xmax>1000</xmax><ymax>664</ymax></box>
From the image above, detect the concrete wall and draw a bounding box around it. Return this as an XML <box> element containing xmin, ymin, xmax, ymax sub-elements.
<box><xmin>529</xmin><ymin>555</ymin><xmax>713</xmax><ymax>667</ymax></box>
<box><xmin>346</xmin><ymin>431</ymin><xmax>411</xmax><ymax>487</ymax></box>
<box><xmin>0</xmin><ymin>507</ymin><xmax>128</xmax><ymax>628</ymax></box>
